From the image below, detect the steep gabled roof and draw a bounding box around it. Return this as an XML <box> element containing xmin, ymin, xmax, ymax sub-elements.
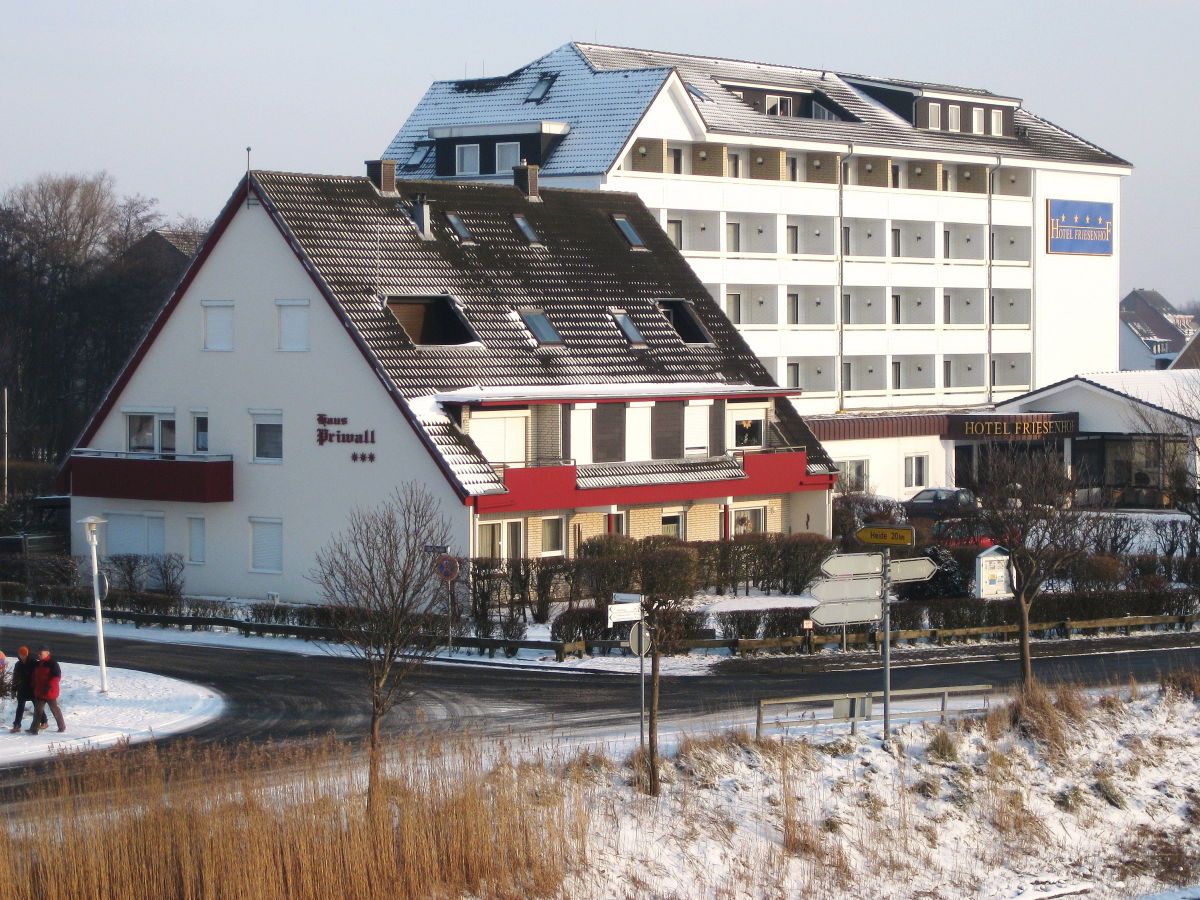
<box><xmin>1120</xmin><ymin>289</ymin><xmax>1191</xmax><ymax>358</ymax></box>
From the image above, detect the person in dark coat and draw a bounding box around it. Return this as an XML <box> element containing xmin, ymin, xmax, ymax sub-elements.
<box><xmin>28</xmin><ymin>648</ymin><xmax>65</xmax><ymax>734</ymax></box>
<box><xmin>10</xmin><ymin>647</ymin><xmax>46</xmax><ymax>733</ymax></box>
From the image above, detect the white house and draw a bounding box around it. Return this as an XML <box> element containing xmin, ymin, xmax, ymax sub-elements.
<box><xmin>61</xmin><ymin>162</ymin><xmax>835</xmax><ymax>601</ymax></box>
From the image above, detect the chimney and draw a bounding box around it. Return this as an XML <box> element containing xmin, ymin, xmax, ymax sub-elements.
<box><xmin>513</xmin><ymin>161</ymin><xmax>540</xmax><ymax>202</ymax></box>
<box><xmin>365</xmin><ymin>159</ymin><xmax>397</xmax><ymax>194</ymax></box>
<box><xmin>410</xmin><ymin>193</ymin><xmax>434</xmax><ymax>240</ymax></box>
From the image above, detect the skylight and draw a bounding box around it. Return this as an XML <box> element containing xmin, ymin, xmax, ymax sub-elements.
<box><xmin>445</xmin><ymin>213</ymin><xmax>474</xmax><ymax>244</ymax></box>
<box><xmin>612</xmin><ymin>310</ymin><xmax>646</xmax><ymax>346</ymax></box>
<box><xmin>519</xmin><ymin>308</ymin><xmax>562</xmax><ymax>345</ymax></box>
<box><xmin>513</xmin><ymin>214</ymin><xmax>541</xmax><ymax>245</ymax></box>
<box><xmin>405</xmin><ymin>144</ymin><xmax>432</xmax><ymax>167</ymax></box>
<box><xmin>611</xmin><ymin>214</ymin><xmax>646</xmax><ymax>249</ymax></box>
<box><xmin>657</xmin><ymin>300</ymin><xmax>713</xmax><ymax>345</ymax></box>
<box><xmin>686</xmin><ymin>84</ymin><xmax>712</xmax><ymax>103</ymax></box>
<box><xmin>527</xmin><ymin>73</ymin><xmax>557</xmax><ymax>102</ymax></box>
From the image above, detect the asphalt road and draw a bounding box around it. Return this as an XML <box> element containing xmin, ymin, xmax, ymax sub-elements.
<box><xmin>5</xmin><ymin>624</ymin><xmax>1200</xmax><ymax>752</ymax></box>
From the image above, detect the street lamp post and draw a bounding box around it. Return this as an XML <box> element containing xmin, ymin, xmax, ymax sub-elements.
<box><xmin>77</xmin><ymin>516</ymin><xmax>109</xmax><ymax>693</ymax></box>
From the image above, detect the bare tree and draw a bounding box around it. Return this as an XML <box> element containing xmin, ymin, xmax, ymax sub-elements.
<box><xmin>973</xmin><ymin>445</ymin><xmax>1104</xmax><ymax>683</ymax></box>
<box><xmin>308</xmin><ymin>483</ymin><xmax>451</xmax><ymax>799</ymax></box>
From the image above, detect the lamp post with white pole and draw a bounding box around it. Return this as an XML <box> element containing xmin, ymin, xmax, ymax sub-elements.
<box><xmin>77</xmin><ymin>516</ymin><xmax>109</xmax><ymax>693</ymax></box>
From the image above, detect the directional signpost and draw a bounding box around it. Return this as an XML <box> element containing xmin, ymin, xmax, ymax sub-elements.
<box><xmin>610</xmin><ymin>592</ymin><xmax>647</xmax><ymax>751</ymax></box>
<box><xmin>812</xmin><ymin>533</ymin><xmax>936</xmax><ymax>737</ymax></box>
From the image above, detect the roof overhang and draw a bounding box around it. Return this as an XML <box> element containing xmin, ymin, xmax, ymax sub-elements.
<box><xmin>427</xmin><ymin>121</ymin><xmax>571</xmax><ymax>139</ymax></box>
<box><xmin>425</xmin><ymin>383</ymin><xmax>799</xmax><ymax>407</ymax></box>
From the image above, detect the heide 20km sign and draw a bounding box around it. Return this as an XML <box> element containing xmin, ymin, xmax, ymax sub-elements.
<box><xmin>855</xmin><ymin>525</ymin><xmax>916</xmax><ymax>548</ymax></box>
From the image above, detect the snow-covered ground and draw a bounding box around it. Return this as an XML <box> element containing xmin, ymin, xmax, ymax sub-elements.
<box><xmin>0</xmin><ymin>660</ymin><xmax>223</xmax><ymax>766</ymax></box>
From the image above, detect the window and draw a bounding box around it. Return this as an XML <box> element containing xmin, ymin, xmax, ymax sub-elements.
<box><xmin>607</xmin><ymin>512</ymin><xmax>627</xmax><ymax>535</ymax></box>
<box><xmin>687</xmin><ymin>84</ymin><xmax>712</xmax><ymax>103</ymax></box>
<box><xmin>927</xmin><ymin>103</ymin><xmax>941</xmax><ymax>130</ymax></box>
<box><xmin>495</xmin><ymin>142</ymin><xmax>521</xmax><ymax>173</ymax></box>
<box><xmin>187</xmin><ymin>516</ymin><xmax>206</xmax><ymax>564</ymax></box>
<box><xmin>252</xmin><ymin>412</ymin><xmax>282</xmax><ymax>462</ymax></box>
<box><xmin>405</xmin><ymin>143</ymin><xmax>431</xmax><ymax>167</ymax></box>
<box><xmin>947</xmin><ymin>105</ymin><xmax>961</xmax><ymax>132</ymax></box>
<box><xmin>836</xmin><ymin>459</ymin><xmax>869</xmax><ymax>492</ymax></box>
<box><xmin>786</xmin><ymin>225</ymin><xmax>799</xmax><ymax>255</ymax></box>
<box><xmin>519</xmin><ymin>308</ymin><xmax>562</xmax><ymax>345</ymax></box>
<box><xmin>611</xmin><ymin>214</ymin><xmax>646</xmax><ymax>248</ymax></box>
<box><xmin>513</xmin><ymin>214</ymin><xmax>541</xmax><ymax>245</ymax></box>
<box><xmin>972</xmin><ymin>107</ymin><xmax>985</xmax><ymax>135</ymax></box>
<box><xmin>725</xmin><ymin>222</ymin><xmax>741</xmax><ymax>252</ymax></box>
<box><xmin>276</xmin><ymin>299</ymin><xmax>309</xmax><ymax>351</ymax></box>
<box><xmin>811</xmin><ymin>101</ymin><xmax>836</xmax><ymax>121</ymax></box>
<box><xmin>611</xmin><ymin>310</ymin><xmax>646</xmax><ymax>346</ymax></box>
<box><xmin>727</xmin><ymin>153</ymin><xmax>741</xmax><ymax>178</ymax></box>
<box><xmin>786</xmin><ymin>293</ymin><xmax>799</xmax><ymax>324</ymax></box>
<box><xmin>126</xmin><ymin>412</ymin><xmax>174</xmax><ymax>455</ymax></box>
<box><xmin>666</xmin><ymin>219</ymin><xmax>683</xmax><ymax>249</ymax></box>
<box><xmin>657</xmin><ymin>300</ymin><xmax>713</xmax><ymax>344</ymax></box>
<box><xmin>668</xmin><ymin>147</ymin><xmax>684</xmax><ymax>174</ymax></box>
<box><xmin>733</xmin><ymin>506</ymin><xmax>765</xmax><ymax>535</ymax></box>
<box><xmin>193</xmin><ymin>414</ymin><xmax>209</xmax><ymax>453</ymax></box>
<box><xmin>250</xmin><ymin>518</ymin><xmax>283</xmax><ymax>573</ymax></box>
<box><xmin>765</xmin><ymin>94</ymin><xmax>792</xmax><ymax>116</ymax></box>
<box><xmin>733</xmin><ymin>417</ymin><xmax>764</xmax><ymax>448</ymax></box>
<box><xmin>841</xmin><ymin>225</ymin><xmax>850</xmax><ymax>255</ymax></box>
<box><xmin>479</xmin><ymin>520</ymin><xmax>524</xmax><ymax>559</ymax></box>
<box><xmin>892</xmin><ymin>294</ymin><xmax>902</xmax><ymax>324</ymax></box>
<box><xmin>788</xmin><ymin>156</ymin><xmax>800</xmax><ymax>181</ymax></box>
<box><xmin>445</xmin><ymin>212</ymin><xmax>474</xmax><ymax>243</ymax></box>
<box><xmin>786</xmin><ymin>362</ymin><xmax>800</xmax><ymax>388</ymax></box>
<box><xmin>991</xmin><ymin>109</ymin><xmax>1004</xmax><ymax>136</ymax></box>
<box><xmin>202</xmin><ymin>301</ymin><xmax>234</xmax><ymax>351</ymax></box>
<box><xmin>541</xmin><ymin>517</ymin><xmax>564</xmax><ymax>555</ymax></box>
<box><xmin>891</xmin><ymin>228</ymin><xmax>901</xmax><ymax>257</ymax></box>
<box><xmin>470</xmin><ymin>412</ymin><xmax>527</xmax><ymax>464</ymax></box>
<box><xmin>455</xmin><ymin>144</ymin><xmax>480</xmax><ymax>175</ymax></box>
<box><xmin>905</xmin><ymin>454</ymin><xmax>929</xmax><ymax>489</ymax></box>
<box><xmin>386</xmin><ymin>296</ymin><xmax>479</xmax><ymax>345</ymax></box>
<box><xmin>527</xmin><ymin>72</ymin><xmax>556</xmax><ymax>102</ymax></box>
<box><xmin>661</xmin><ymin>514</ymin><xmax>683</xmax><ymax>539</ymax></box>
<box><xmin>726</xmin><ymin>292</ymin><xmax>742</xmax><ymax>325</ymax></box>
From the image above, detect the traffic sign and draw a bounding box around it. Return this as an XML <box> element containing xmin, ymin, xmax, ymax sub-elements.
<box><xmin>855</xmin><ymin>525</ymin><xmax>916</xmax><ymax>547</ymax></box>
<box><xmin>627</xmin><ymin>621</ymin><xmax>652</xmax><ymax>656</ymax></box>
<box><xmin>811</xmin><ymin>599</ymin><xmax>883</xmax><ymax>627</ymax></box>
<box><xmin>820</xmin><ymin>552</ymin><xmax>884</xmax><ymax>578</ymax></box>
<box><xmin>424</xmin><ymin>544</ymin><xmax>449</xmax><ymax>553</ymax></box>
<box><xmin>890</xmin><ymin>556</ymin><xmax>938</xmax><ymax>583</ymax></box>
<box><xmin>608</xmin><ymin>602</ymin><xmax>643</xmax><ymax>626</ymax></box>
<box><xmin>612</xmin><ymin>592</ymin><xmax>643</xmax><ymax>604</ymax></box>
<box><xmin>433</xmin><ymin>554</ymin><xmax>459</xmax><ymax>581</ymax></box>
<box><xmin>810</xmin><ymin>575</ymin><xmax>883</xmax><ymax>602</ymax></box>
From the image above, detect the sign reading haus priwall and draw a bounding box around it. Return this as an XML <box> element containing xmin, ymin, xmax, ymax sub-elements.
<box><xmin>1047</xmin><ymin>199</ymin><xmax>1114</xmax><ymax>256</ymax></box>
<box><xmin>315</xmin><ymin>413</ymin><xmax>377</xmax><ymax>463</ymax></box>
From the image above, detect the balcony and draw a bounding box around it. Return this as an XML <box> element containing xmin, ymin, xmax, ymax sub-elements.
<box><xmin>69</xmin><ymin>450</ymin><xmax>234</xmax><ymax>503</ymax></box>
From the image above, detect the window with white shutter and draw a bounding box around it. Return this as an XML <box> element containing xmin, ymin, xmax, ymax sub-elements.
<box><xmin>250</xmin><ymin>518</ymin><xmax>283</xmax><ymax>573</ymax></box>
<box><xmin>276</xmin><ymin>300</ymin><xmax>309</xmax><ymax>351</ymax></box>
<box><xmin>202</xmin><ymin>301</ymin><xmax>234</xmax><ymax>351</ymax></box>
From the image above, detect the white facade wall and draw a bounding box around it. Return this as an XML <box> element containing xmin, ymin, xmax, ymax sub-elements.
<box><xmin>821</xmin><ymin>435</ymin><xmax>951</xmax><ymax>501</ymax></box>
<box><xmin>70</xmin><ymin>202</ymin><xmax>469</xmax><ymax>603</ymax></box>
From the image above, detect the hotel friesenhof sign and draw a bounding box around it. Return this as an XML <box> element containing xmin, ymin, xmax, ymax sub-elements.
<box><xmin>944</xmin><ymin>413</ymin><xmax>1078</xmax><ymax>442</ymax></box>
<box><xmin>1047</xmin><ymin>199</ymin><xmax>1114</xmax><ymax>255</ymax></box>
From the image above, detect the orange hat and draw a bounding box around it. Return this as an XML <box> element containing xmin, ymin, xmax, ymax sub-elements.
<box><xmin>17</xmin><ymin>646</ymin><xmax>28</xmax><ymax>656</ymax></box>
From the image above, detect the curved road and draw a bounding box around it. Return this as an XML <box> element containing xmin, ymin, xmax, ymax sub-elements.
<box><xmin>5</xmin><ymin>624</ymin><xmax>1200</xmax><ymax>752</ymax></box>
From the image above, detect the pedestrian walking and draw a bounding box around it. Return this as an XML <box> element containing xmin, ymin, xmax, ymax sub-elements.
<box><xmin>28</xmin><ymin>648</ymin><xmax>64</xmax><ymax>734</ymax></box>
<box><xmin>10</xmin><ymin>647</ymin><xmax>46</xmax><ymax>733</ymax></box>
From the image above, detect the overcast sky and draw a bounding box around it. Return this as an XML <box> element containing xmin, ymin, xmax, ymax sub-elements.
<box><xmin>4</xmin><ymin>0</ymin><xmax>1196</xmax><ymax>305</ymax></box>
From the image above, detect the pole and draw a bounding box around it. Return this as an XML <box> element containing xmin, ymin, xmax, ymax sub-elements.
<box><xmin>86</xmin><ymin>523</ymin><xmax>109</xmax><ymax>693</ymax></box>
<box><xmin>639</xmin><ymin>603</ymin><xmax>646</xmax><ymax>753</ymax></box>
<box><xmin>882</xmin><ymin>547</ymin><xmax>891</xmax><ymax>737</ymax></box>
<box><xmin>2</xmin><ymin>387</ymin><xmax>8</xmax><ymax>504</ymax></box>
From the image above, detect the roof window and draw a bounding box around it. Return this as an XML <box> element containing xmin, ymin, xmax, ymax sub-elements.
<box><xmin>445</xmin><ymin>213</ymin><xmax>475</xmax><ymax>244</ymax></box>
<box><xmin>611</xmin><ymin>310</ymin><xmax>647</xmax><ymax>347</ymax></box>
<box><xmin>611</xmin><ymin>214</ymin><xmax>646</xmax><ymax>249</ymax></box>
<box><xmin>518</xmin><ymin>308</ymin><xmax>562</xmax><ymax>345</ymax></box>
<box><xmin>513</xmin><ymin>214</ymin><xmax>542</xmax><ymax>245</ymax></box>
<box><xmin>386</xmin><ymin>297</ymin><xmax>479</xmax><ymax>346</ymax></box>
<box><xmin>686</xmin><ymin>84</ymin><xmax>712</xmax><ymax>103</ymax></box>
<box><xmin>657</xmin><ymin>300</ymin><xmax>713</xmax><ymax>345</ymax></box>
<box><xmin>405</xmin><ymin>143</ymin><xmax>432</xmax><ymax>167</ymax></box>
<box><xmin>527</xmin><ymin>73</ymin><xmax>557</xmax><ymax>102</ymax></box>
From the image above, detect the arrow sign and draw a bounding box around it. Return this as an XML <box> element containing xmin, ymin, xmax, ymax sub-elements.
<box><xmin>820</xmin><ymin>552</ymin><xmax>884</xmax><ymax>578</ymax></box>
<box><xmin>855</xmin><ymin>525</ymin><xmax>916</xmax><ymax>547</ymax></box>
<box><xmin>810</xmin><ymin>575</ymin><xmax>883</xmax><ymax>603</ymax></box>
<box><xmin>608</xmin><ymin>603</ymin><xmax>643</xmax><ymax>626</ymax></box>
<box><xmin>891</xmin><ymin>556</ymin><xmax>938</xmax><ymax>583</ymax></box>
<box><xmin>811</xmin><ymin>599</ymin><xmax>883</xmax><ymax>626</ymax></box>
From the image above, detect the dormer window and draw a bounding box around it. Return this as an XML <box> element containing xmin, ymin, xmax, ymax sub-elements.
<box><xmin>927</xmin><ymin>103</ymin><xmax>942</xmax><ymax>130</ymax></box>
<box><xmin>811</xmin><ymin>100</ymin><xmax>836</xmax><ymax>121</ymax></box>
<box><xmin>611</xmin><ymin>309</ymin><xmax>646</xmax><ymax>347</ymax></box>
<box><xmin>519</xmin><ymin>308</ymin><xmax>562</xmax><ymax>345</ymax></box>
<box><xmin>445</xmin><ymin>213</ymin><xmax>475</xmax><ymax>244</ymax></box>
<box><xmin>947</xmin><ymin>105</ymin><xmax>961</xmax><ymax>132</ymax></box>
<box><xmin>765</xmin><ymin>94</ymin><xmax>793</xmax><ymax>116</ymax></box>
<box><xmin>386</xmin><ymin>296</ymin><xmax>479</xmax><ymax>346</ymax></box>
<box><xmin>611</xmin><ymin>214</ymin><xmax>646</xmax><ymax>249</ymax></box>
<box><xmin>455</xmin><ymin>144</ymin><xmax>480</xmax><ymax>175</ymax></box>
<box><xmin>657</xmin><ymin>300</ymin><xmax>713</xmax><ymax>345</ymax></box>
<box><xmin>527</xmin><ymin>73</ymin><xmax>557</xmax><ymax>102</ymax></box>
<box><xmin>513</xmin><ymin>214</ymin><xmax>541</xmax><ymax>245</ymax></box>
<box><xmin>991</xmin><ymin>109</ymin><xmax>1004</xmax><ymax>136</ymax></box>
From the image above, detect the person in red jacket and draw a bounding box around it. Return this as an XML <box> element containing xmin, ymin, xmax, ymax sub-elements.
<box><xmin>28</xmin><ymin>648</ymin><xmax>65</xmax><ymax>734</ymax></box>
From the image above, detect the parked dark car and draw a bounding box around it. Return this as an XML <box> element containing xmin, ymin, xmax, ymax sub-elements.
<box><xmin>901</xmin><ymin>487</ymin><xmax>979</xmax><ymax>521</ymax></box>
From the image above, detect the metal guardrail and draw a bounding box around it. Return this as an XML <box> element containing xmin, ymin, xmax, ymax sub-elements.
<box><xmin>755</xmin><ymin>683</ymin><xmax>993</xmax><ymax>738</ymax></box>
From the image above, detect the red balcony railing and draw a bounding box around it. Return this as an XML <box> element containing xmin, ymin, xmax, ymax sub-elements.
<box><xmin>69</xmin><ymin>450</ymin><xmax>234</xmax><ymax>503</ymax></box>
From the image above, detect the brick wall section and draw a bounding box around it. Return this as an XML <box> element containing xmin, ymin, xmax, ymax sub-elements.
<box><xmin>531</xmin><ymin>404</ymin><xmax>561</xmax><ymax>463</ymax></box>
<box><xmin>691</xmin><ymin>144</ymin><xmax>728</xmax><ymax>177</ymax></box>
<box><xmin>749</xmin><ymin>149</ymin><xmax>785</xmax><ymax>180</ymax></box>
<box><xmin>957</xmin><ymin>164</ymin><xmax>988</xmax><ymax>194</ymax></box>
<box><xmin>907</xmin><ymin>161</ymin><xmax>940</xmax><ymax>191</ymax></box>
<box><xmin>857</xmin><ymin>157</ymin><xmax>890</xmax><ymax>188</ymax></box>
<box><xmin>569</xmin><ymin>511</ymin><xmax>607</xmax><ymax>549</ymax></box>
<box><xmin>806</xmin><ymin>152</ymin><xmax>840</xmax><ymax>184</ymax></box>
<box><xmin>686</xmin><ymin>502</ymin><xmax>722</xmax><ymax>541</ymax></box>
<box><xmin>628</xmin><ymin>505</ymin><xmax>662</xmax><ymax>539</ymax></box>
<box><xmin>631</xmin><ymin>139</ymin><xmax>668</xmax><ymax>173</ymax></box>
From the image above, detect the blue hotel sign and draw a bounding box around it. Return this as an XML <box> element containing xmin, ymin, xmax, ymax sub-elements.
<box><xmin>1047</xmin><ymin>199</ymin><xmax>1114</xmax><ymax>255</ymax></box>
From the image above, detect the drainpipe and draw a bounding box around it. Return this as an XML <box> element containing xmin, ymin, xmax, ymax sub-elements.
<box><xmin>836</xmin><ymin>142</ymin><xmax>854</xmax><ymax>412</ymax></box>
<box><xmin>985</xmin><ymin>155</ymin><xmax>1001</xmax><ymax>405</ymax></box>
